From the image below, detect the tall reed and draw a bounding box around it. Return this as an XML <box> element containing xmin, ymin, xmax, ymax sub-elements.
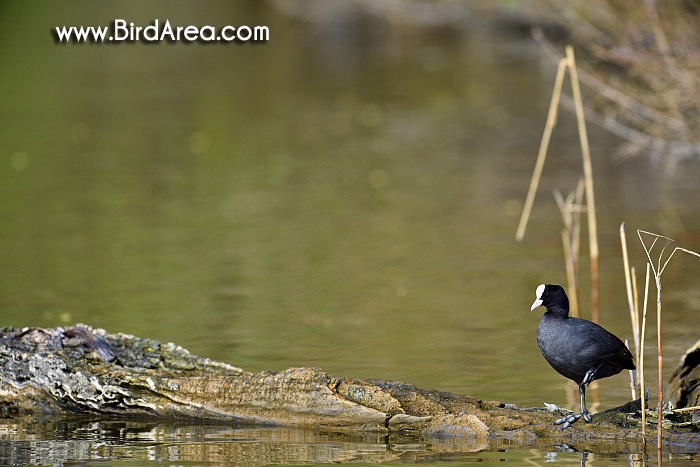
<box><xmin>620</xmin><ymin>224</ymin><xmax>651</xmax><ymax>444</ymax></box>
<box><xmin>554</xmin><ymin>181</ymin><xmax>584</xmax><ymax>316</ymax></box>
<box><xmin>516</xmin><ymin>46</ymin><xmax>599</xmax><ymax>322</ymax></box>
<box><xmin>640</xmin><ymin>264</ymin><xmax>650</xmax><ymax>444</ymax></box>
<box><xmin>636</xmin><ymin>230</ymin><xmax>700</xmax><ymax>452</ymax></box>
<box><xmin>620</xmin><ymin>223</ymin><xmax>640</xmax><ymax>392</ymax></box>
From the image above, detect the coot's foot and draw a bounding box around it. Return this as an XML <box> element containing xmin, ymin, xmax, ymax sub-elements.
<box><xmin>554</xmin><ymin>410</ymin><xmax>592</xmax><ymax>429</ymax></box>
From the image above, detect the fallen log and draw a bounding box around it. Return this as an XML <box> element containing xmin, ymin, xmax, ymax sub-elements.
<box><xmin>0</xmin><ymin>324</ymin><xmax>697</xmax><ymax>449</ymax></box>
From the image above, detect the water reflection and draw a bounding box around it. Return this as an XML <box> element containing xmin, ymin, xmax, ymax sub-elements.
<box><xmin>543</xmin><ymin>445</ymin><xmax>655</xmax><ymax>467</ymax></box>
<box><xmin>0</xmin><ymin>417</ymin><xmax>489</xmax><ymax>465</ymax></box>
<box><xmin>3</xmin><ymin>416</ymin><xmax>695</xmax><ymax>465</ymax></box>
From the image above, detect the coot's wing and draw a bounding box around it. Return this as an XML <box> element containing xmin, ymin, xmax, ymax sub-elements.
<box><xmin>567</xmin><ymin>318</ymin><xmax>635</xmax><ymax>369</ymax></box>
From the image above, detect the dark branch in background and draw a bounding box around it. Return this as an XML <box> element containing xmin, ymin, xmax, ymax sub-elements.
<box><xmin>535</xmin><ymin>0</ymin><xmax>700</xmax><ymax>161</ymax></box>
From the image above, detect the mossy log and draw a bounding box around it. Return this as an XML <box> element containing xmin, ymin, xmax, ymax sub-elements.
<box><xmin>1</xmin><ymin>324</ymin><xmax>698</xmax><ymax>449</ymax></box>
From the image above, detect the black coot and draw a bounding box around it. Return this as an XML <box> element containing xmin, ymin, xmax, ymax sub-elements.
<box><xmin>531</xmin><ymin>284</ymin><xmax>635</xmax><ymax>428</ymax></box>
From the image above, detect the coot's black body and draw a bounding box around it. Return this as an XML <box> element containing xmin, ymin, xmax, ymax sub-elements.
<box><xmin>531</xmin><ymin>284</ymin><xmax>635</xmax><ymax>428</ymax></box>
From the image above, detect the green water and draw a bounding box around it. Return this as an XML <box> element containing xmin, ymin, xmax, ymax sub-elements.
<box><xmin>1</xmin><ymin>2</ymin><xmax>699</xmax><ymax>465</ymax></box>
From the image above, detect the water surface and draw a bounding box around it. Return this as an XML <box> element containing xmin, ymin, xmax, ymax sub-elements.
<box><xmin>1</xmin><ymin>2</ymin><xmax>699</xmax><ymax>465</ymax></box>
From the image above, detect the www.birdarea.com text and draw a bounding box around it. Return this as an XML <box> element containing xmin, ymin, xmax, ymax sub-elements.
<box><xmin>54</xmin><ymin>19</ymin><xmax>269</xmax><ymax>44</ymax></box>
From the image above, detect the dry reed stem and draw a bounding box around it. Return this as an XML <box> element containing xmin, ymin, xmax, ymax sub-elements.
<box><xmin>620</xmin><ymin>223</ymin><xmax>640</xmax><ymax>375</ymax></box>
<box><xmin>629</xmin><ymin>268</ymin><xmax>640</xmax><ymax>398</ymax></box>
<box><xmin>637</xmin><ymin>230</ymin><xmax>669</xmax><ymax>452</ymax></box>
<box><xmin>561</xmin><ymin>229</ymin><xmax>579</xmax><ymax>317</ymax></box>
<box><xmin>554</xmin><ymin>185</ymin><xmax>585</xmax><ymax>317</ymax></box>
<box><xmin>516</xmin><ymin>58</ymin><xmax>567</xmax><ymax>242</ymax></box>
<box><xmin>640</xmin><ymin>263</ymin><xmax>650</xmax><ymax>445</ymax></box>
<box><xmin>631</xmin><ymin>266</ymin><xmax>640</xmax><ymax>381</ymax></box>
<box><xmin>625</xmin><ymin>339</ymin><xmax>636</xmax><ymax>400</ymax></box>
<box><xmin>675</xmin><ymin>248</ymin><xmax>700</xmax><ymax>260</ymax></box>
<box><xmin>672</xmin><ymin>406</ymin><xmax>700</xmax><ymax>413</ymax></box>
<box><xmin>571</xmin><ymin>181</ymin><xmax>584</xmax><ymax>276</ymax></box>
<box><xmin>621</xmin><ymin>223</ymin><xmax>634</xmax><ymax>317</ymax></box>
<box><xmin>656</xmin><ymin>297</ymin><xmax>662</xmax><ymax>452</ymax></box>
<box><xmin>566</xmin><ymin>45</ymin><xmax>600</xmax><ymax>323</ymax></box>
<box><xmin>636</xmin><ymin>230</ymin><xmax>700</xmax><ymax>452</ymax></box>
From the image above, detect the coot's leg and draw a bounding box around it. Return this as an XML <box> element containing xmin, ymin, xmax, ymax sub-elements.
<box><xmin>578</xmin><ymin>382</ymin><xmax>592</xmax><ymax>423</ymax></box>
<box><xmin>579</xmin><ymin>366</ymin><xmax>600</xmax><ymax>423</ymax></box>
<box><xmin>581</xmin><ymin>365</ymin><xmax>599</xmax><ymax>386</ymax></box>
<box><xmin>555</xmin><ymin>366</ymin><xmax>600</xmax><ymax>428</ymax></box>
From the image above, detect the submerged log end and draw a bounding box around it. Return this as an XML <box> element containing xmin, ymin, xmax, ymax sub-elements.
<box><xmin>669</xmin><ymin>338</ymin><xmax>700</xmax><ymax>420</ymax></box>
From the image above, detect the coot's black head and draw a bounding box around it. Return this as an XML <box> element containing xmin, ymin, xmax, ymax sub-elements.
<box><xmin>530</xmin><ymin>284</ymin><xmax>569</xmax><ymax>313</ymax></box>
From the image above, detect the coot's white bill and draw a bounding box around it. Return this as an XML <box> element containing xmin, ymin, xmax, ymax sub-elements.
<box><xmin>530</xmin><ymin>283</ymin><xmax>545</xmax><ymax>311</ymax></box>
